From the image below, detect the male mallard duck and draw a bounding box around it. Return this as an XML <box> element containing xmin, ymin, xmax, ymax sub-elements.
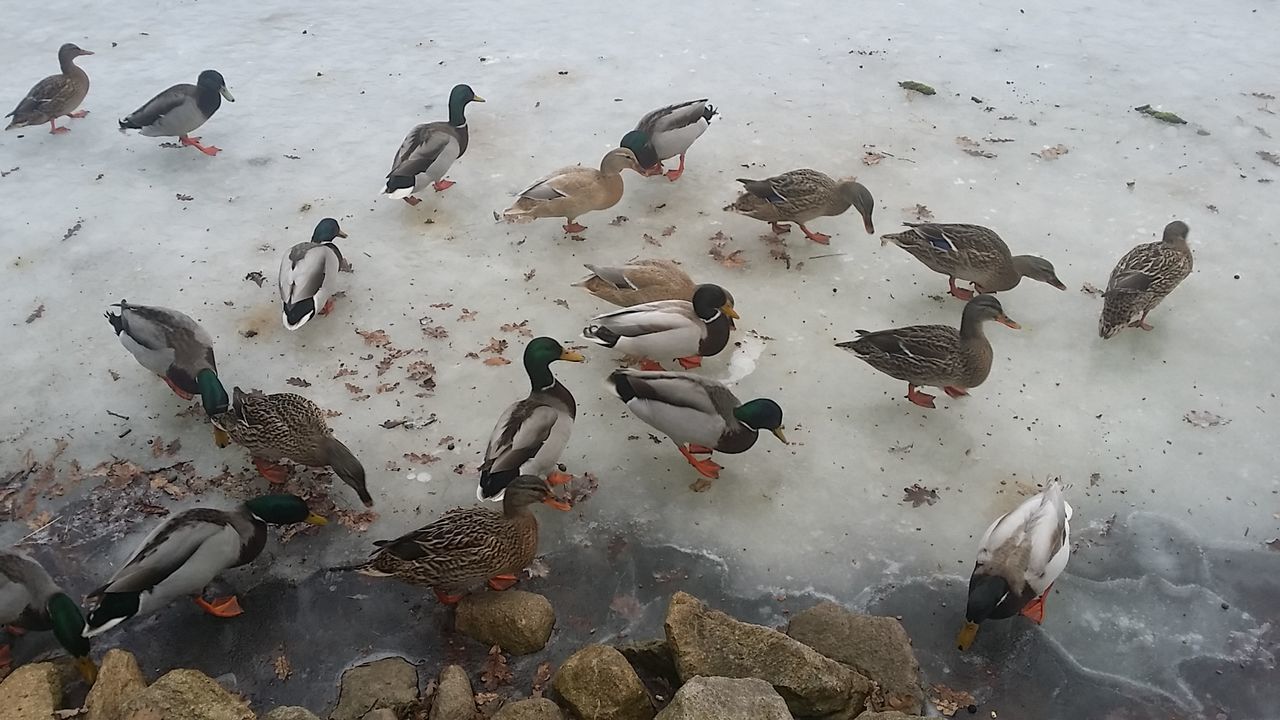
<box><xmin>619</xmin><ymin>99</ymin><xmax>717</xmax><ymax>181</ymax></box>
<box><xmin>384</xmin><ymin>84</ymin><xmax>484</xmax><ymax>206</ymax></box>
<box><xmin>583</xmin><ymin>284</ymin><xmax>737</xmax><ymax>370</ymax></box>
<box><xmin>211</xmin><ymin>387</ymin><xmax>373</xmax><ymax>507</ymax></box>
<box><xmin>279</xmin><ymin>218</ymin><xmax>348</xmax><ymax>330</ymax></box>
<box><xmin>1099</xmin><ymin>221</ymin><xmax>1193</xmax><ymax>338</ymax></box>
<box><xmin>881</xmin><ymin>223</ymin><xmax>1066</xmax><ymax>299</ymax></box>
<box><xmin>351</xmin><ymin>475</ymin><xmax>570</xmax><ymax>604</ymax></box>
<box><xmin>607</xmin><ymin>369</ymin><xmax>785</xmax><ymax>488</ymax></box>
<box><xmin>478</xmin><ymin>338</ymin><xmax>585</xmax><ymax>502</ymax></box>
<box><xmin>83</xmin><ymin>495</ymin><xmax>325</xmax><ymax>636</ymax></box>
<box><xmin>119</xmin><ymin>70</ymin><xmax>234</xmax><ymax>156</ymax></box>
<box><xmin>5</xmin><ymin>43</ymin><xmax>93</xmax><ymax>134</ymax></box>
<box><xmin>836</xmin><ymin>294</ymin><xmax>1019</xmax><ymax>409</ymax></box>
<box><xmin>106</xmin><ymin>301</ymin><xmax>229</xmax><ymax>421</ymax></box>
<box><xmin>1</xmin><ymin>549</ymin><xmax>96</xmax><ymax>682</ymax></box>
<box><xmin>501</xmin><ymin>148</ymin><xmax>642</xmax><ymax>234</ymax></box>
<box><xmin>726</xmin><ymin>169</ymin><xmax>875</xmax><ymax>244</ymax></box>
<box><xmin>957</xmin><ymin>481</ymin><xmax>1072</xmax><ymax>651</ymax></box>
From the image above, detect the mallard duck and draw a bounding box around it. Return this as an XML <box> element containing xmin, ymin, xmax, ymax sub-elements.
<box><xmin>384</xmin><ymin>84</ymin><xmax>484</xmax><ymax>206</ymax></box>
<box><xmin>583</xmin><ymin>284</ymin><xmax>737</xmax><ymax>370</ymax></box>
<box><xmin>1099</xmin><ymin>221</ymin><xmax>1193</xmax><ymax>338</ymax></box>
<box><xmin>83</xmin><ymin>495</ymin><xmax>325</xmax><ymax>636</ymax></box>
<box><xmin>618</xmin><ymin>99</ymin><xmax>717</xmax><ymax>181</ymax></box>
<box><xmin>1</xmin><ymin>549</ymin><xmax>96</xmax><ymax>682</ymax></box>
<box><xmin>119</xmin><ymin>70</ymin><xmax>234</xmax><ymax>156</ymax></box>
<box><xmin>501</xmin><ymin>148</ymin><xmax>642</xmax><ymax>234</ymax></box>
<box><xmin>211</xmin><ymin>387</ymin><xmax>373</xmax><ymax>507</ymax></box>
<box><xmin>478</xmin><ymin>338</ymin><xmax>585</xmax><ymax>501</ymax></box>
<box><xmin>881</xmin><ymin>223</ymin><xmax>1066</xmax><ymax>299</ymax></box>
<box><xmin>726</xmin><ymin>169</ymin><xmax>875</xmax><ymax>244</ymax></box>
<box><xmin>607</xmin><ymin>369</ymin><xmax>785</xmax><ymax>488</ymax></box>
<box><xmin>106</xmin><ymin>301</ymin><xmax>229</xmax><ymax>421</ymax></box>
<box><xmin>351</xmin><ymin>475</ymin><xmax>570</xmax><ymax>604</ymax></box>
<box><xmin>836</xmin><ymin>294</ymin><xmax>1019</xmax><ymax>409</ymax></box>
<box><xmin>5</xmin><ymin>43</ymin><xmax>93</xmax><ymax>134</ymax></box>
<box><xmin>279</xmin><ymin>218</ymin><xmax>347</xmax><ymax>330</ymax></box>
<box><xmin>957</xmin><ymin>481</ymin><xmax>1072</xmax><ymax>651</ymax></box>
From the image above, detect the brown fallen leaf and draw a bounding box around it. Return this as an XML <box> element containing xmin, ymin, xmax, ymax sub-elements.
<box><xmin>333</xmin><ymin>367</ymin><xmax>358</xmax><ymax>379</ymax></box>
<box><xmin>553</xmin><ymin>298</ymin><xmax>570</xmax><ymax>309</ymax></box>
<box><xmin>458</xmin><ymin>308</ymin><xmax>479</xmax><ymax>322</ymax></box>
<box><xmin>480</xmin><ymin>646</ymin><xmax>513</xmax><ymax>691</ymax></box>
<box><xmin>244</xmin><ymin>271</ymin><xmax>266</xmax><ymax>287</ymax></box>
<box><xmin>175</xmin><ymin>193</ymin><xmax>194</xmax><ymax>201</ymax></box>
<box><xmin>862</xmin><ymin>151</ymin><xmax>886</xmax><ymax>166</ymax></box>
<box><xmin>481</xmin><ymin>337</ymin><xmax>509</xmax><ymax>354</ymax></box>
<box><xmin>500</xmin><ymin>320</ymin><xmax>533</xmax><ymax>337</ymax></box>
<box><xmin>642</xmin><ymin>232</ymin><xmax>661</xmax><ymax>246</ymax></box>
<box><xmin>403</xmin><ymin>452</ymin><xmax>438</xmax><ymax>465</ymax></box>
<box><xmin>905</xmin><ymin>204</ymin><xmax>934</xmax><ymax>221</ymax></box>
<box><xmin>1183</xmin><ymin>410</ymin><xmax>1230</xmax><ymax>428</ymax></box>
<box><xmin>25</xmin><ymin>305</ymin><xmax>45</xmax><ymax>324</ymax></box>
<box><xmin>1036</xmin><ymin>143</ymin><xmax>1070</xmax><ymax>160</ymax></box>
<box><xmin>429</xmin><ymin>302</ymin><xmax>453</xmax><ymax>309</ymax></box>
<box><xmin>286</xmin><ymin>377</ymin><xmax>312</xmax><ymax>388</ymax></box>
<box><xmin>531</xmin><ymin>661</ymin><xmax>553</xmax><ymax>697</ymax></box>
<box><xmin>609</xmin><ymin>594</ymin><xmax>644</xmax><ymax>621</ymax></box>
<box><xmin>1258</xmin><ymin>150</ymin><xmax>1280</xmax><ymax>166</ymax></box>
<box><xmin>710</xmin><ymin>246</ymin><xmax>748</xmax><ymax>269</ymax></box>
<box><xmin>1080</xmin><ymin>282</ymin><xmax>1104</xmax><ymax>297</ymax></box>
<box><xmin>344</xmin><ymin>382</ymin><xmax>365</xmax><ymax>395</ymax></box>
<box><xmin>375</xmin><ymin>347</ymin><xmax>412</xmax><ymax>376</ymax></box>
<box><xmin>930</xmin><ymin>684</ymin><xmax>975</xmax><ymax>717</ymax></box>
<box><xmin>483</xmin><ymin>356</ymin><xmax>511</xmax><ymax>366</ymax></box>
<box><xmin>661</xmin><ymin>225</ymin><xmax>677</xmax><ymax>237</ymax></box>
<box><xmin>273</xmin><ymin>646</ymin><xmax>292</xmax><ymax>680</ymax></box>
<box><xmin>609</xmin><ymin>215</ymin><xmax>629</xmax><ymax>226</ymax></box>
<box><xmin>523</xmin><ymin>268</ymin><xmax>537</xmax><ymax>281</ymax></box>
<box><xmin>376</xmin><ymin>381</ymin><xmax>399</xmax><ymax>393</ymax></box>
<box><xmin>356</xmin><ymin>328</ymin><xmax>392</xmax><ymax>347</ymax></box>
<box><xmin>902</xmin><ymin>483</ymin><xmax>939</xmax><ymax>507</ymax></box>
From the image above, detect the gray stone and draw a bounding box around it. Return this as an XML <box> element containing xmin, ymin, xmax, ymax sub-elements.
<box><xmin>854</xmin><ymin>713</ymin><xmax>929</xmax><ymax>720</ymax></box>
<box><xmin>0</xmin><ymin>662</ymin><xmax>63</xmax><ymax>720</ymax></box>
<box><xmin>788</xmin><ymin>603</ymin><xmax>925</xmax><ymax>714</ymax></box>
<box><xmin>264</xmin><ymin>708</ymin><xmax>322</xmax><ymax>720</ymax></box>
<box><xmin>663</xmin><ymin>591</ymin><xmax>868</xmax><ymax>718</ymax></box>
<box><xmin>491</xmin><ymin>698</ymin><xmax>565</xmax><ymax>720</ymax></box>
<box><xmin>330</xmin><ymin>657</ymin><xmax>419</xmax><ymax>720</ymax></box>
<box><xmin>553</xmin><ymin>644</ymin><xmax>654</xmax><ymax>720</ymax></box>
<box><xmin>86</xmin><ymin>649</ymin><xmax>147</xmax><ymax>720</ymax></box>
<box><xmin>654</xmin><ymin>676</ymin><xmax>791</xmax><ymax>720</ymax></box>
<box><xmin>360</xmin><ymin>710</ymin><xmax>398</xmax><ymax>720</ymax></box>
<box><xmin>428</xmin><ymin>665</ymin><xmax>475</xmax><ymax>720</ymax></box>
<box><xmin>616</xmin><ymin>640</ymin><xmax>679</xmax><ymax>687</ymax></box>
<box><xmin>120</xmin><ymin>668</ymin><xmax>254</xmax><ymax>720</ymax></box>
<box><xmin>455</xmin><ymin>591</ymin><xmax>555</xmax><ymax>655</ymax></box>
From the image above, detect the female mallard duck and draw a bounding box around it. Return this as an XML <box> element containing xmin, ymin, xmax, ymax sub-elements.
<box><xmin>726</xmin><ymin>169</ymin><xmax>875</xmax><ymax>245</ymax></box>
<box><xmin>1</xmin><ymin>549</ymin><xmax>96</xmax><ymax>682</ymax></box>
<box><xmin>957</xmin><ymin>480</ymin><xmax>1072</xmax><ymax>651</ymax></box>
<box><xmin>83</xmin><ymin>495</ymin><xmax>325</xmax><ymax>636</ymax></box>
<box><xmin>351</xmin><ymin>475</ymin><xmax>570</xmax><ymax>604</ymax></box>
<box><xmin>279</xmin><ymin>218</ymin><xmax>348</xmax><ymax>330</ymax></box>
<box><xmin>211</xmin><ymin>387</ymin><xmax>373</xmax><ymax>507</ymax></box>
<box><xmin>618</xmin><ymin>99</ymin><xmax>717</xmax><ymax>181</ymax></box>
<box><xmin>1099</xmin><ymin>221</ymin><xmax>1193</xmax><ymax>338</ymax></box>
<box><xmin>607</xmin><ymin>369</ymin><xmax>785</xmax><ymax>488</ymax></box>
<box><xmin>106</xmin><ymin>301</ymin><xmax>229</xmax><ymax>419</ymax></box>
<box><xmin>384</xmin><ymin>84</ymin><xmax>484</xmax><ymax>206</ymax></box>
<box><xmin>836</xmin><ymin>294</ymin><xmax>1019</xmax><ymax>409</ymax></box>
<box><xmin>119</xmin><ymin>69</ymin><xmax>234</xmax><ymax>156</ymax></box>
<box><xmin>881</xmin><ymin>223</ymin><xmax>1066</xmax><ymax>299</ymax></box>
<box><xmin>573</xmin><ymin>258</ymin><xmax>735</xmax><ymax>311</ymax></box>
<box><xmin>478</xmin><ymin>338</ymin><xmax>585</xmax><ymax>502</ymax></box>
<box><xmin>583</xmin><ymin>284</ymin><xmax>737</xmax><ymax>370</ymax></box>
<box><xmin>501</xmin><ymin>148</ymin><xmax>642</xmax><ymax>234</ymax></box>
<box><xmin>5</xmin><ymin>43</ymin><xmax>93</xmax><ymax>134</ymax></box>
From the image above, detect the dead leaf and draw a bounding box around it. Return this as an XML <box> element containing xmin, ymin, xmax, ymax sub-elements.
<box><xmin>1183</xmin><ymin>410</ymin><xmax>1230</xmax><ymax>428</ymax></box>
<box><xmin>375</xmin><ymin>347</ymin><xmax>412</xmax><ymax>376</ymax></box>
<box><xmin>902</xmin><ymin>483</ymin><xmax>939</xmax><ymax>508</ymax></box>
<box><xmin>244</xmin><ymin>271</ymin><xmax>266</xmax><ymax>287</ymax></box>
<box><xmin>661</xmin><ymin>225</ymin><xmax>677</xmax><ymax>237</ymax></box>
<box><xmin>480</xmin><ymin>646</ymin><xmax>513</xmax><ymax>691</ymax></box>
<box><xmin>421</xmin><ymin>322</ymin><xmax>449</xmax><ymax>339</ymax></box>
<box><xmin>430</xmin><ymin>302</ymin><xmax>453</xmax><ymax>309</ymax></box>
<box><xmin>483</xmin><ymin>356</ymin><xmax>511</xmax><ymax>366</ymax></box>
<box><xmin>710</xmin><ymin>246</ymin><xmax>748</xmax><ymax>269</ymax></box>
<box><xmin>609</xmin><ymin>594</ymin><xmax>644</xmax><ymax>621</ymax></box>
<box><xmin>609</xmin><ymin>215</ymin><xmax>629</xmax><ymax>226</ymax></box>
<box><xmin>344</xmin><ymin>382</ymin><xmax>365</xmax><ymax>395</ymax></box>
<box><xmin>955</xmin><ymin>136</ymin><xmax>980</xmax><ymax>149</ymax></box>
<box><xmin>501</xmin><ymin>320</ymin><xmax>533</xmax><ymax>337</ymax></box>
<box><xmin>642</xmin><ymin>232</ymin><xmax>661</xmax><ymax>246</ymax></box>
<box><xmin>1259</xmin><ymin>150</ymin><xmax>1280</xmax><ymax>166</ymax></box>
<box><xmin>25</xmin><ymin>305</ymin><xmax>44</xmax><ymax>324</ymax></box>
<box><xmin>175</xmin><ymin>193</ymin><xmax>194</xmax><ymax>201</ymax></box>
<box><xmin>1036</xmin><ymin>143</ymin><xmax>1070</xmax><ymax>160</ymax></box>
<box><xmin>333</xmin><ymin>367</ymin><xmax>357</xmax><ymax>379</ymax></box>
<box><xmin>61</xmin><ymin>220</ymin><xmax>83</xmax><ymax>241</ymax></box>
<box><xmin>1080</xmin><ymin>282</ymin><xmax>1104</xmax><ymax>297</ymax></box>
<box><xmin>930</xmin><ymin>684</ymin><xmax>975</xmax><ymax>717</ymax></box>
<box><xmin>286</xmin><ymin>377</ymin><xmax>311</xmax><ymax>388</ymax></box>
<box><xmin>905</xmin><ymin>204</ymin><xmax>934</xmax><ymax>221</ymax></box>
<box><xmin>356</xmin><ymin>328</ymin><xmax>392</xmax><ymax>347</ymax></box>
<box><xmin>568</xmin><ymin>471</ymin><xmax>599</xmax><ymax>505</ymax></box>
<box><xmin>273</xmin><ymin>646</ymin><xmax>292</xmax><ymax>680</ymax></box>
<box><xmin>481</xmin><ymin>337</ymin><xmax>509</xmax><ymax>354</ymax></box>
<box><xmin>458</xmin><ymin>308</ymin><xmax>478</xmax><ymax>322</ymax></box>
<box><xmin>403</xmin><ymin>452</ymin><xmax>438</xmax><ymax>465</ymax></box>
<box><xmin>962</xmin><ymin>148</ymin><xmax>996</xmax><ymax>158</ymax></box>
<box><xmin>108</xmin><ymin>369</ymin><xmax>121</xmax><ymax>381</ymax></box>
<box><xmin>553</xmin><ymin>298</ymin><xmax>570</xmax><ymax>309</ymax></box>
<box><xmin>862</xmin><ymin>151</ymin><xmax>886</xmax><ymax>166</ymax></box>
<box><xmin>531</xmin><ymin>661</ymin><xmax>553</xmax><ymax>697</ymax></box>
<box><xmin>376</xmin><ymin>382</ymin><xmax>399</xmax><ymax>394</ymax></box>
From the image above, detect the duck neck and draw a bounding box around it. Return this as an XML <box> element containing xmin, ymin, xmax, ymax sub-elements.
<box><xmin>196</xmin><ymin>85</ymin><xmax>222</xmax><ymax>117</ymax></box>
<box><xmin>959</xmin><ymin>310</ymin><xmax>990</xmax><ymax>341</ymax></box>
<box><xmin>526</xmin><ymin>358</ymin><xmax>557</xmax><ymax>393</ymax></box>
<box><xmin>448</xmin><ymin>97</ymin><xmax>468</xmax><ymax>128</ymax></box>
<box><xmin>58</xmin><ymin>50</ymin><xmax>83</xmax><ymax>75</ymax></box>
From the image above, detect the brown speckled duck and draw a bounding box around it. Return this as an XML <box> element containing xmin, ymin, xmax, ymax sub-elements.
<box><xmin>211</xmin><ymin>388</ymin><xmax>372</xmax><ymax>507</ymax></box>
<box><xmin>1099</xmin><ymin>221</ymin><xmax>1193</xmax><ymax>338</ymax></box>
<box><xmin>726</xmin><ymin>169</ymin><xmax>874</xmax><ymax>244</ymax></box>
<box><xmin>881</xmin><ymin>223</ymin><xmax>1065</xmax><ymax>299</ymax></box>
<box><xmin>501</xmin><ymin>148</ymin><xmax>642</xmax><ymax>234</ymax></box>
<box><xmin>350</xmin><ymin>475</ymin><xmax>570</xmax><ymax>604</ymax></box>
<box><xmin>5</xmin><ymin>43</ymin><xmax>93</xmax><ymax>134</ymax></box>
<box><xmin>836</xmin><ymin>295</ymin><xmax>1020</xmax><ymax>408</ymax></box>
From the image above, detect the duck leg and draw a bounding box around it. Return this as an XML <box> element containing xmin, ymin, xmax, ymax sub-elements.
<box><xmin>486</xmin><ymin>574</ymin><xmax>518</xmax><ymax>591</ymax></box>
<box><xmin>193</xmin><ymin>595</ymin><xmax>243</xmax><ymax>618</ymax></box>
<box><xmin>563</xmin><ymin>222</ymin><xmax>588</xmax><ymax>234</ymax></box>
<box><xmin>638</xmin><ymin>359</ymin><xmax>665</xmax><ymax>371</ymax></box>
<box><xmin>433</xmin><ymin>588</ymin><xmax>464</xmax><ymax>605</ymax></box>
<box><xmin>676</xmin><ymin>356</ymin><xmax>703</xmax><ymax>369</ymax></box>
<box><xmin>69</xmin><ymin>110</ymin><xmax>90</xmax><ymax>119</ymax></box>
<box><xmin>179</xmin><ymin>135</ymin><xmax>221</xmax><ymax>156</ymax></box>
<box><xmin>48</xmin><ymin>119</ymin><xmax>69</xmax><ymax>134</ymax></box>
<box><xmin>664</xmin><ymin>154</ymin><xmax>687</xmax><ymax>182</ymax></box>
<box><xmin>1020</xmin><ymin>583</ymin><xmax>1052</xmax><ymax>624</ymax></box>
<box><xmin>677</xmin><ymin>443</ymin><xmax>721</xmax><ymax>479</ymax></box>
<box><xmin>770</xmin><ymin>222</ymin><xmax>792</xmax><ymax>235</ymax></box>
<box><xmin>943</xmin><ymin>385</ymin><xmax>969</xmax><ymax>398</ymax></box>
<box><xmin>162</xmin><ymin>376</ymin><xmax>196</xmax><ymax>400</ymax></box>
<box><xmin>402</xmin><ymin>196</ymin><xmax>422</xmax><ymax>206</ymax></box>
<box><xmin>644</xmin><ymin>162</ymin><xmax>666</xmax><ymax>177</ymax></box>
<box><xmin>906</xmin><ymin>384</ymin><xmax>937</xmax><ymax>409</ymax></box>
<box><xmin>1129</xmin><ymin>311</ymin><xmax>1153</xmax><ymax>331</ymax></box>
<box><xmin>319</xmin><ymin>298</ymin><xmax>336</xmax><ymax>316</ymax></box>
<box><xmin>796</xmin><ymin>223</ymin><xmax>831</xmax><ymax>245</ymax></box>
<box><xmin>253</xmin><ymin>458</ymin><xmax>291</xmax><ymax>484</ymax></box>
<box><xmin>547</xmin><ymin>471</ymin><xmax>573</xmax><ymax>486</ymax></box>
<box><xmin>948</xmin><ymin>277</ymin><xmax>975</xmax><ymax>300</ymax></box>
<box><xmin>432</xmin><ymin>179</ymin><xmax>455</xmax><ymax>192</ymax></box>
<box><xmin>686</xmin><ymin>444</ymin><xmax>715</xmax><ymax>455</ymax></box>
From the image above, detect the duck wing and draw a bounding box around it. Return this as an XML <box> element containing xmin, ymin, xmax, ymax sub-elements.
<box><xmin>119</xmin><ymin>83</ymin><xmax>196</xmax><ymax>131</ymax></box>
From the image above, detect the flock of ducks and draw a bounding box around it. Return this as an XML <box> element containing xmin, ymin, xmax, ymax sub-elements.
<box><xmin>2</xmin><ymin>43</ymin><xmax>1197</xmax><ymax>685</ymax></box>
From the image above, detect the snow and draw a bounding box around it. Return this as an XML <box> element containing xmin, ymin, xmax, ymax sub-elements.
<box><xmin>2</xmin><ymin>0</ymin><xmax>1279</xmax><ymax>717</ymax></box>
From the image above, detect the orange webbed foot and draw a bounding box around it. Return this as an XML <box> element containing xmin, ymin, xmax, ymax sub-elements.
<box><xmin>253</xmin><ymin>458</ymin><xmax>290</xmax><ymax>484</ymax></box>
<box><xmin>319</xmin><ymin>298</ymin><xmax>336</xmax><ymax>316</ymax></box>
<box><xmin>770</xmin><ymin>222</ymin><xmax>792</xmax><ymax>235</ymax></box>
<box><xmin>487</xmin><ymin>574</ymin><xmax>518</xmax><ymax>591</ymax></box>
<box><xmin>194</xmin><ymin>595</ymin><xmax>243</xmax><ymax>618</ymax></box>
<box><xmin>798</xmin><ymin>224</ymin><xmax>831</xmax><ymax>245</ymax></box>
<box><xmin>906</xmin><ymin>385</ymin><xmax>937</xmax><ymax>409</ymax></box>
<box><xmin>943</xmin><ymin>385</ymin><xmax>969</xmax><ymax>398</ymax></box>
<box><xmin>686</xmin><ymin>444</ymin><xmax>715</xmax><ymax>455</ymax></box>
<box><xmin>432</xmin><ymin>179</ymin><xmax>455</xmax><ymax>192</ymax></box>
<box><xmin>434</xmin><ymin>588</ymin><xmax>464</xmax><ymax>605</ymax></box>
<box><xmin>563</xmin><ymin>222</ymin><xmax>588</xmax><ymax>234</ymax></box>
<box><xmin>1020</xmin><ymin>583</ymin><xmax>1051</xmax><ymax>624</ymax></box>
<box><xmin>69</xmin><ymin>110</ymin><xmax>90</xmax><ymax>119</ymax></box>
<box><xmin>638</xmin><ymin>359</ymin><xmax>665</xmax><ymax>371</ymax></box>
<box><xmin>679</xmin><ymin>445</ymin><xmax>721</xmax><ymax>479</ymax></box>
<box><xmin>676</xmin><ymin>356</ymin><xmax>703</xmax><ymax>370</ymax></box>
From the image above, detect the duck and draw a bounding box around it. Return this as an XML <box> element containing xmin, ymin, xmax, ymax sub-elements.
<box><xmin>583</xmin><ymin>284</ymin><xmax>737</xmax><ymax>370</ymax></box>
<box><xmin>572</xmin><ymin>258</ymin><xmax>710</xmax><ymax>307</ymax></box>
<box><xmin>211</xmin><ymin>387</ymin><xmax>373</xmax><ymax>507</ymax></box>
<box><xmin>384</xmin><ymin>84</ymin><xmax>484</xmax><ymax>206</ymax></box>
<box><xmin>726</xmin><ymin>169</ymin><xmax>875</xmax><ymax>245</ymax></box>
<box><xmin>607</xmin><ymin>369</ymin><xmax>785</xmax><ymax>489</ymax></box>
<box><xmin>1099</xmin><ymin>221</ymin><xmax>1193</xmax><ymax>338</ymax></box>
<box><xmin>836</xmin><ymin>294</ymin><xmax>1019</xmax><ymax>409</ymax></box>
<box><xmin>881</xmin><ymin>222</ymin><xmax>1066</xmax><ymax>299</ymax></box>
<box><xmin>957</xmin><ymin>480</ymin><xmax>1072</xmax><ymax>651</ymax></box>
<box><xmin>618</xmin><ymin>98</ymin><xmax>717</xmax><ymax>181</ymax></box>
<box><xmin>478</xmin><ymin>338</ymin><xmax>585</xmax><ymax>502</ymax></box>
<box><xmin>348</xmin><ymin>475</ymin><xmax>570</xmax><ymax>604</ymax></box>
<box><xmin>1</xmin><ymin>549</ymin><xmax>96</xmax><ymax>682</ymax></box>
<box><xmin>119</xmin><ymin>69</ymin><xmax>234</xmax><ymax>156</ymax></box>
<box><xmin>501</xmin><ymin>148</ymin><xmax>642</xmax><ymax>234</ymax></box>
<box><xmin>279</xmin><ymin>218</ymin><xmax>348</xmax><ymax>330</ymax></box>
<box><xmin>83</xmin><ymin>495</ymin><xmax>325</xmax><ymax>636</ymax></box>
<box><xmin>5</xmin><ymin>43</ymin><xmax>93</xmax><ymax>134</ymax></box>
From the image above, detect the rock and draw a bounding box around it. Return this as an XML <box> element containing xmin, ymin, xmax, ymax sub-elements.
<box><xmin>787</xmin><ymin>603</ymin><xmax>925</xmax><ymax>714</ymax></box>
<box><xmin>664</xmin><ymin>591</ymin><xmax>868</xmax><ymax>718</ymax></box>
<box><xmin>331</xmin><ymin>657</ymin><xmax>419</xmax><ymax>720</ymax></box>
<box><xmin>616</xmin><ymin>640</ymin><xmax>679</xmax><ymax>688</ymax></box>
<box><xmin>854</xmin><ymin>713</ymin><xmax>929</xmax><ymax>720</ymax></box>
<box><xmin>0</xmin><ymin>662</ymin><xmax>63</xmax><ymax>720</ymax></box>
<box><xmin>360</xmin><ymin>710</ymin><xmax>398</xmax><ymax>720</ymax></box>
<box><xmin>428</xmin><ymin>665</ymin><xmax>475</xmax><ymax>720</ymax></box>
<box><xmin>455</xmin><ymin>591</ymin><xmax>555</xmax><ymax>655</ymax></box>
<box><xmin>654</xmin><ymin>676</ymin><xmax>791</xmax><ymax>720</ymax></box>
<box><xmin>120</xmin><ymin>668</ymin><xmax>253</xmax><ymax>720</ymax></box>
<box><xmin>553</xmin><ymin>644</ymin><xmax>654</xmax><ymax>720</ymax></box>
<box><xmin>264</xmin><ymin>708</ymin><xmax>322</xmax><ymax>720</ymax></box>
<box><xmin>86</xmin><ymin>649</ymin><xmax>148</xmax><ymax>720</ymax></box>
<box><xmin>491</xmin><ymin>697</ymin><xmax>565</xmax><ymax>720</ymax></box>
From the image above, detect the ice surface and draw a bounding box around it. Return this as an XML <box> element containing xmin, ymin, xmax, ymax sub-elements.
<box><xmin>2</xmin><ymin>0</ymin><xmax>1279</xmax><ymax>717</ymax></box>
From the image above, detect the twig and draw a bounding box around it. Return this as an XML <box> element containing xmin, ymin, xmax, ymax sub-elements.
<box><xmin>808</xmin><ymin>252</ymin><xmax>847</xmax><ymax>260</ymax></box>
<box><xmin>17</xmin><ymin>514</ymin><xmax>59</xmax><ymax>544</ymax></box>
<box><xmin>106</xmin><ymin>410</ymin><xmax>130</xmax><ymax>420</ymax></box>
<box><xmin>118</xmin><ymin>428</ymin><xmax>132</xmax><ymax>439</ymax></box>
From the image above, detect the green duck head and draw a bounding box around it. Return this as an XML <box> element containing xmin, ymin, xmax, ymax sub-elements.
<box><xmin>619</xmin><ymin>130</ymin><xmax>661</xmax><ymax>173</ymax></box>
<box><xmin>734</xmin><ymin>399</ymin><xmax>786</xmax><ymax>443</ymax></box>
<box><xmin>47</xmin><ymin>593</ymin><xmax>97</xmax><ymax>683</ymax></box>
<box><xmin>312</xmin><ymin>218</ymin><xmax>347</xmax><ymax>243</ymax></box>
<box><xmin>523</xmin><ymin>337</ymin><xmax>584</xmax><ymax>391</ymax></box>
<box><xmin>245</xmin><ymin>494</ymin><xmax>328</xmax><ymax>526</ymax></box>
<box><xmin>448</xmin><ymin>84</ymin><xmax>485</xmax><ymax>125</ymax></box>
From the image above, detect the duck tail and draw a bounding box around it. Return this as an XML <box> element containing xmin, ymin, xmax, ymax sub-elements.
<box><xmin>324</xmin><ymin>436</ymin><xmax>373</xmax><ymax>507</ymax></box>
<box><xmin>282</xmin><ymin>299</ymin><xmax>316</xmax><ymax>330</ymax></box>
<box><xmin>82</xmin><ymin>591</ymin><xmax>139</xmax><ymax>638</ymax></box>
<box><xmin>384</xmin><ymin>174</ymin><xmax>415</xmax><ymax>197</ymax></box>
<box><xmin>702</xmin><ymin>103</ymin><xmax>718</xmax><ymax>123</ymax></box>
<box><xmin>607</xmin><ymin>369</ymin><xmax>637</xmax><ymax>402</ymax></box>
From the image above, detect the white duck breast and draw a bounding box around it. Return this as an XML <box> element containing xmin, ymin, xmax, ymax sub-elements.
<box><xmin>584</xmin><ymin>301</ymin><xmax>706</xmax><ymax>358</ymax></box>
<box><xmin>386</xmin><ymin>124</ymin><xmax>462</xmax><ymax>198</ymax></box>
<box><xmin>479</xmin><ymin>401</ymin><xmax>573</xmax><ymax>501</ymax></box>
<box><xmin>615</xmin><ymin>372</ymin><xmax>732</xmax><ymax>447</ymax></box>
<box><xmin>977</xmin><ymin>482</ymin><xmax>1073</xmax><ymax>596</ymax></box>
<box><xmin>279</xmin><ymin>242</ymin><xmax>340</xmax><ymax>329</ymax></box>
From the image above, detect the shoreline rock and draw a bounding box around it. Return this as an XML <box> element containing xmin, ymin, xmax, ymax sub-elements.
<box><xmin>120</xmin><ymin>668</ymin><xmax>254</xmax><ymax>720</ymax></box>
<box><xmin>0</xmin><ymin>662</ymin><xmax>64</xmax><ymax>720</ymax></box>
<box><xmin>455</xmin><ymin>591</ymin><xmax>556</xmax><ymax>656</ymax></box>
<box><xmin>553</xmin><ymin>644</ymin><xmax>654</xmax><ymax>720</ymax></box>
<box><xmin>85</xmin><ymin>648</ymin><xmax>147</xmax><ymax>720</ymax></box>
<box><xmin>331</xmin><ymin>657</ymin><xmax>419</xmax><ymax>720</ymax></box>
<box><xmin>654</xmin><ymin>676</ymin><xmax>791</xmax><ymax>719</ymax></box>
<box><xmin>428</xmin><ymin>664</ymin><xmax>476</xmax><ymax>720</ymax></box>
